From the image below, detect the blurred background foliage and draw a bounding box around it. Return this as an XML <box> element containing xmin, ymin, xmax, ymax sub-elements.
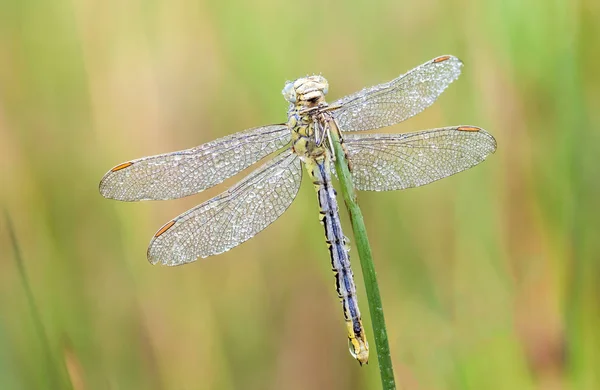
<box><xmin>1</xmin><ymin>0</ymin><xmax>599</xmax><ymax>389</ymax></box>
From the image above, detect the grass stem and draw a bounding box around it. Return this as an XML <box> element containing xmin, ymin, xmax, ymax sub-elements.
<box><xmin>5</xmin><ymin>211</ymin><xmax>64</xmax><ymax>389</ymax></box>
<box><xmin>329</xmin><ymin>126</ymin><xmax>397</xmax><ymax>390</ymax></box>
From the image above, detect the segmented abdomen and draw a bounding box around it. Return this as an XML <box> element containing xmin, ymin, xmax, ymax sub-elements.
<box><xmin>308</xmin><ymin>155</ymin><xmax>369</xmax><ymax>365</ymax></box>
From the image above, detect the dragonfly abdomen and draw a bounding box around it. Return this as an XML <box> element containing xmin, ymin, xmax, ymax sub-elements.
<box><xmin>308</xmin><ymin>156</ymin><xmax>369</xmax><ymax>365</ymax></box>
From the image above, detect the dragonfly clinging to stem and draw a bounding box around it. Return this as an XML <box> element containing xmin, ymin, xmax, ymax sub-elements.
<box><xmin>99</xmin><ymin>55</ymin><xmax>497</xmax><ymax>365</ymax></box>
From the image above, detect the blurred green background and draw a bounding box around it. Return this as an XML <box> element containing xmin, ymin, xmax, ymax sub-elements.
<box><xmin>1</xmin><ymin>0</ymin><xmax>599</xmax><ymax>389</ymax></box>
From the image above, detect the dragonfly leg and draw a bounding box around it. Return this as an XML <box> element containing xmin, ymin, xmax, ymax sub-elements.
<box><xmin>325</xmin><ymin>118</ymin><xmax>354</xmax><ymax>172</ymax></box>
<box><xmin>315</xmin><ymin>120</ymin><xmax>328</xmax><ymax>148</ymax></box>
<box><xmin>326</xmin><ymin>126</ymin><xmax>337</xmax><ymax>162</ymax></box>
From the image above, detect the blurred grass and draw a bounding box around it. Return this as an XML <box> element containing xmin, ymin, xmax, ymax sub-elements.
<box><xmin>5</xmin><ymin>211</ymin><xmax>68</xmax><ymax>389</ymax></box>
<box><xmin>0</xmin><ymin>0</ymin><xmax>599</xmax><ymax>389</ymax></box>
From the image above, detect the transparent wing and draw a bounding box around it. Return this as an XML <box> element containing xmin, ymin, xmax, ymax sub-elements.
<box><xmin>147</xmin><ymin>148</ymin><xmax>302</xmax><ymax>266</ymax></box>
<box><xmin>344</xmin><ymin>126</ymin><xmax>496</xmax><ymax>191</ymax></box>
<box><xmin>331</xmin><ymin>55</ymin><xmax>463</xmax><ymax>131</ymax></box>
<box><xmin>99</xmin><ymin>124</ymin><xmax>291</xmax><ymax>201</ymax></box>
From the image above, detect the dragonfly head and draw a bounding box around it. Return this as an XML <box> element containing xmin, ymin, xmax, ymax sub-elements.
<box><xmin>282</xmin><ymin>75</ymin><xmax>329</xmax><ymax>107</ymax></box>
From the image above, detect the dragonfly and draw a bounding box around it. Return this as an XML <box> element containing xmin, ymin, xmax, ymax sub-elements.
<box><xmin>99</xmin><ymin>55</ymin><xmax>497</xmax><ymax>365</ymax></box>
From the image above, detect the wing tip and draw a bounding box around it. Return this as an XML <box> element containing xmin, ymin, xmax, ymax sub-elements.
<box><xmin>146</xmin><ymin>240</ymin><xmax>164</xmax><ymax>266</ymax></box>
<box><xmin>98</xmin><ymin>175</ymin><xmax>113</xmax><ymax>199</ymax></box>
<box><xmin>146</xmin><ymin>220</ymin><xmax>188</xmax><ymax>266</ymax></box>
<box><xmin>147</xmin><ymin>254</ymin><xmax>160</xmax><ymax>265</ymax></box>
<box><xmin>456</xmin><ymin>125</ymin><xmax>498</xmax><ymax>154</ymax></box>
<box><xmin>99</xmin><ymin>161</ymin><xmax>134</xmax><ymax>199</ymax></box>
<box><xmin>433</xmin><ymin>54</ymin><xmax>463</xmax><ymax>66</ymax></box>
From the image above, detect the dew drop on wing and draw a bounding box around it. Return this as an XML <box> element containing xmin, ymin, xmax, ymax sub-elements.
<box><xmin>245</xmin><ymin>193</ymin><xmax>255</xmax><ymax>203</ymax></box>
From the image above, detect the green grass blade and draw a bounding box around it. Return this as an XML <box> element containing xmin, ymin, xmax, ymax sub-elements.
<box><xmin>4</xmin><ymin>210</ymin><xmax>66</xmax><ymax>390</ymax></box>
<box><xmin>329</xmin><ymin>127</ymin><xmax>396</xmax><ymax>390</ymax></box>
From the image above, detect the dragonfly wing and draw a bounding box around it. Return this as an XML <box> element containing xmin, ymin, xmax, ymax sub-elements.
<box><xmin>99</xmin><ymin>124</ymin><xmax>291</xmax><ymax>201</ymax></box>
<box><xmin>331</xmin><ymin>55</ymin><xmax>463</xmax><ymax>132</ymax></box>
<box><xmin>344</xmin><ymin>126</ymin><xmax>496</xmax><ymax>191</ymax></box>
<box><xmin>147</xmin><ymin>148</ymin><xmax>302</xmax><ymax>265</ymax></box>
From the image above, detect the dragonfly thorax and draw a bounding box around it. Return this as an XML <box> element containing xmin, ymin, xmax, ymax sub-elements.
<box><xmin>285</xmin><ymin>76</ymin><xmax>331</xmax><ymax>160</ymax></box>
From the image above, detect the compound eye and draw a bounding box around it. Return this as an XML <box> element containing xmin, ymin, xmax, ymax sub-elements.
<box><xmin>282</xmin><ymin>82</ymin><xmax>297</xmax><ymax>103</ymax></box>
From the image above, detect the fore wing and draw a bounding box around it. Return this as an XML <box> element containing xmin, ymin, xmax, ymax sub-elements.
<box><xmin>99</xmin><ymin>124</ymin><xmax>290</xmax><ymax>201</ymax></box>
<box><xmin>331</xmin><ymin>55</ymin><xmax>463</xmax><ymax>132</ymax></box>
<box><xmin>344</xmin><ymin>126</ymin><xmax>497</xmax><ymax>191</ymax></box>
<box><xmin>147</xmin><ymin>148</ymin><xmax>302</xmax><ymax>265</ymax></box>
